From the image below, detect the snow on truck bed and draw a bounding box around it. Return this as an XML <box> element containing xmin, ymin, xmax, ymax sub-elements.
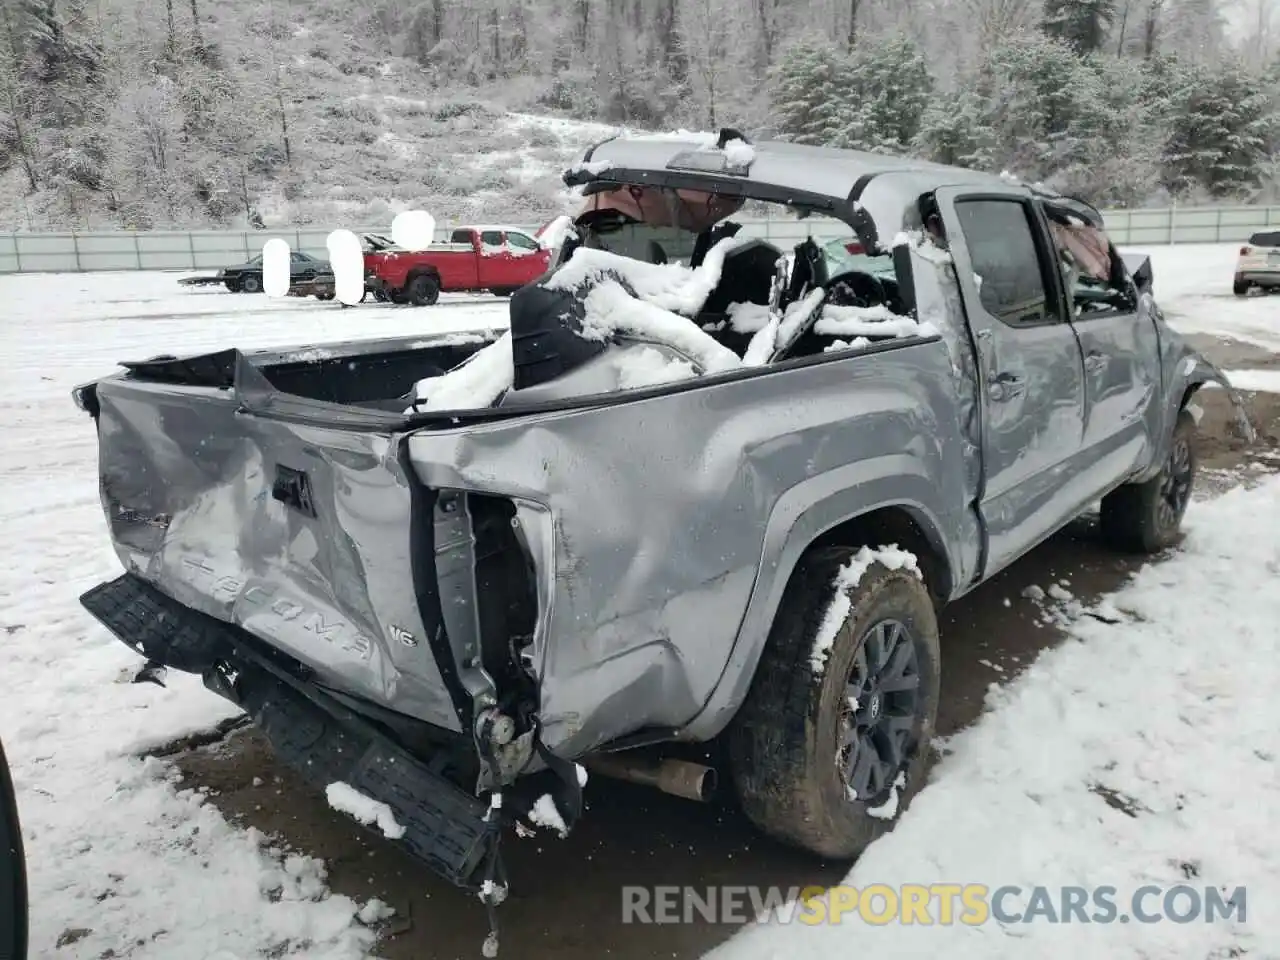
<box><xmin>406</xmin><ymin>239</ymin><xmax>937</xmax><ymax>411</ymax></box>
<box><xmin>0</xmin><ymin>242</ymin><xmax>1275</xmax><ymax>959</ymax></box>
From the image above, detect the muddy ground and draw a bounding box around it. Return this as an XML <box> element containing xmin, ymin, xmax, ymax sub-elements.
<box><xmin>168</xmin><ymin>335</ymin><xmax>1280</xmax><ymax>960</ymax></box>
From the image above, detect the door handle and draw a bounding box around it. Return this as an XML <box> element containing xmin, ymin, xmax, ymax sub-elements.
<box><xmin>987</xmin><ymin>371</ymin><xmax>1025</xmax><ymax>402</ymax></box>
<box><xmin>1085</xmin><ymin>351</ymin><xmax>1107</xmax><ymax>373</ymax></box>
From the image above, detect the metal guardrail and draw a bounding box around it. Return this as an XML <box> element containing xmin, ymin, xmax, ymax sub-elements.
<box><xmin>1</xmin><ymin>205</ymin><xmax>1278</xmax><ymax>275</ymax></box>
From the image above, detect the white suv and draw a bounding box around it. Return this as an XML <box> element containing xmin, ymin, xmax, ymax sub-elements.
<box><xmin>1233</xmin><ymin>230</ymin><xmax>1280</xmax><ymax>296</ymax></box>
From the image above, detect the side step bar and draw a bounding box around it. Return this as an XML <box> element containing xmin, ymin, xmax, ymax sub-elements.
<box><xmin>80</xmin><ymin>574</ymin><xmax>491</xmax><ymax>890</ymax></box>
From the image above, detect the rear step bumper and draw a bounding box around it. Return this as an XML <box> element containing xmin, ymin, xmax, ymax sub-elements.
<box><xmin>80</xmin><ymin>574</ymin><xmax>492</xmax><ymax>889</ymax></box>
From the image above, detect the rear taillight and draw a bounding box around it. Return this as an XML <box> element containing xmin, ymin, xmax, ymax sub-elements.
<box><xmin>1241</xmin><ymin>246</ymin><xmax>1252</xmax><ymax>256</ymax></box>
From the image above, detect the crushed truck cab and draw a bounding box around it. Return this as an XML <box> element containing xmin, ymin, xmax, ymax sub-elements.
<box><xmin>73</xmin><ymin>131</ymin><xmax>1251</xmax><ymax>955</ymax></box>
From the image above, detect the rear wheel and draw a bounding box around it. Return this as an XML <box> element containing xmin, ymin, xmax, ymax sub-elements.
<box><xmin>729</xmin><ymin>546</ymin><xmax>940</xmax><ymax>859</ymax></box>
<box><xmin>1100</xmin><ymin>408</ymin><xmax>1197</xmax><ymax>553</ymax></box>
<box><xmin>1233</xmin><ymin>278</ymin><xmax>1250</xmax><ymax>297</ymax></box>
<box><xmin>406</xmin><ymin>272</ymin><xmax>441</xmax><ymax>307</ymax></box>
<box><xmin>489</xmin><ymin>287</ymin><xmax>514</xmax><ymax>298</ymax></box>
<box><xmin>241</xmin><ymin>273</ymin><xmax>262</xmax><ymax>294</ymax></box>
<box><xmin>0</xmin><ymin>736</ymin><xmax>28</xmax><ymax>960</ymax></box>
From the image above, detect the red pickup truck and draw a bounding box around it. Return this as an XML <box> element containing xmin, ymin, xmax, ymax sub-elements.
<box><xmin>364</xmin><ymin>225</ymin><xmax>552</xmax><ymax>306</ymax></box>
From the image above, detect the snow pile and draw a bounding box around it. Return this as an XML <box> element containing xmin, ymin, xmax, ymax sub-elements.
<box><xmin>356</xmin><ymin>898</ymin><xmax>397</xmax><ymax>925</ymax></box>
<box><xmin>614</xmin><ymin>345</ymin><xmax>700</xmax><ymax>389</ymax></box>
<box><xmin>809</xmin><ymin>546</ymin><xmax>923</xmax><ymax>677</ymax></box>
<box><xmin>325</xmin><ymin>782</ymin><xmax>407</xmax><ymax>840</ymax></box>
<box><xmin>815</xmin><ymin>304</ymin><xmax>940</xmax><ymax>341</ymax></box>
<box><xmin>545</xmin><ymin>236</ymin><xmax>752</xmax><ymax>315</ymax></box>
<box><xmin>824</xmin><ymin>337</ymin><xmax>873</xmax><ymax>354</ymax></box>
<box><xmin>1021</xmin><ymin>580</ymin><xmax>1090</xmax><ymax>629</ymax></box>
<box><xmin>406</xmin><ymin>332</ymin><xmax>514</xmax><ymax>412</ymax></box>
<box><xmin>725</xmin><ymin>300</ymin><xmax>772</xmax><ymax>333</ymax></box>
<box><xmin>568</xmin><ymin>158</ymin><xmax>611</xmax><ymax>177</ymax></box>
<box><xmin>402</xmin><ymin>247</ymin><xmax>749</xmax><ymax>411</ymax></box>
<box><xmin>710</xmin><ymin>475</ymin><xmax>1280</xmax><ymax>960</ymax></box>
<box><xmin>528</xmin><ymin>794</ymin><xmax>570</xmax><ymax>838</ymax></box>
<box><xmin>722</xmin><ymin>138</ymin><xmax>755</xmax><ymax>167</ymax></box>
<box><xmin>579</xmin><ymin>280</ymin><xmax>742</xmax><ymax>374</ymax></box>
<box><xmin>630</xmin><ymin>129</ymin><xmax>719</xmax><ymax>146</ymax></box>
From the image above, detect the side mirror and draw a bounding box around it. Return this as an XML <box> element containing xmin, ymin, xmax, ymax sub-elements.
<box><xmin>1119</xmin><ymin>251</ymin><xmax>1154</xmax><ymax>296</ymax></box>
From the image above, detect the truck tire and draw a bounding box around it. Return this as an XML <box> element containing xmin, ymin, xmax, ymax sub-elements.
<box><xmin>406</xmin><ymin>272</ymin><xmax>441</xmax><ymax>307</ymax></box>
<box><xmin>0</xmin><ymin>736</ymin><xmax>28</xmax><ymax>960</ymax></box>
<box><xmin>728</xmin><ymin>545</ymin><xmax>941</xmax><ymax>859</ymax></box>
<box><xmin>1100</xmin><ymin>408</ymin><xmax>1196</xmax><ymax>553</ymax></box>
<box><xmin>489</xmin><ymin>287</ymin><xmax>514</xmax><ymax>298</ymax></box>
<box><xmin>1233</xmin><ymin>279</ymin><xmax>1250</xmax><ymax>297</ymax></box>
<box><xmin>241</xmin><ymin>273</ymin><xmax>262</xmax><ymax>294</ymax></box>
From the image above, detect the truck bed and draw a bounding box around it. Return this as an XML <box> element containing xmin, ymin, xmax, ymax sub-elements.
<box><xmin>77</xmin><ymin>314</ymin><xmax>973</xmax><ymax>761</ymax></box>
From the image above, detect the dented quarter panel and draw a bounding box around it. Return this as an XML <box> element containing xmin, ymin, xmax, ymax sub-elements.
<box><xmin>94</xmin><ymin>377</ymin><xmax>462</xmax><ymax>733</ymax></box>
<box><xmin>406</xmin><ymin>339</ymin><xmax>979</xmax><ymax>756</ymax></box>
<box><xmin>1150</xmin><ymin>307</ymin><xmax>1256</xmax><ymax>463</ymax></box>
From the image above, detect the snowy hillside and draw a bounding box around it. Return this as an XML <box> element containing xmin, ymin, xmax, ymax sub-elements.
<box><xmin>1</xmin><ymin>0</ymin><xmax>1277</xmax><ymax>232</ymax></box>
<box><xmin>0</xmin><ymin>243</ymin><xmax>1277</xmax><ymax>959</ymax></box>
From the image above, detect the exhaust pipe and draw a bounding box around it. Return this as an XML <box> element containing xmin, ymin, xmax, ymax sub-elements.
<box><xmin>584</xmin><ymin>754</ymin><xmax>718</xmax><ymax>803</ymax></box>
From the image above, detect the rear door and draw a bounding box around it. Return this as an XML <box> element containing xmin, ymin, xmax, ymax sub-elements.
<box><xmin>934</xmin><ymin>186</ymin><xmax>1089</xmax><ymax>576</ymax></box>
<box><xmin>500</xmin><ymin>230</ymin><xmax>550</xmax><ymax>285</ymax></box>
<box><xmin>1044</xmin><ymin>208</ymin><xmax>1161</xmax><ymax>487</ymax></box>
<box><xmin>475</xmin><ymin>229</ymin><xmax>510</xmax><ymax>288</ymax></box>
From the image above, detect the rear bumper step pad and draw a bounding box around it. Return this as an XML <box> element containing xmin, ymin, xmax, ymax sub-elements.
<box><xmin>80</xmin><ymin>574</ymin><xmax>491</xmax><ymax>890</ymax></box>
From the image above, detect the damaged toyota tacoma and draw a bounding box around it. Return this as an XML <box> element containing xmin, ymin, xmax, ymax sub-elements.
<box><xmin>73</xmin><ymin>131</ymin><xmax>1251</xmax><ymax>955</ymax></box>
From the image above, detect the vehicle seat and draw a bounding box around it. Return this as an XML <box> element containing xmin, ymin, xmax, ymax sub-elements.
<box><xmin>784</xmin><ymin>239</ymin><xmax>828</xmax><ymax>308</ymax></box>
<box><xmin>690</xmin><ymin>221</ymin><xmax>743</xmax><ymax>268</ymax></box>
<box><xmin>697</xmin><ymin>239</ymin><xmax>785</xmax><ymax>357</ymax></box>
<box><xmin>700</xmin><ymin>239</ymin><xmax>784</xmax><ymax>315</ymax></box>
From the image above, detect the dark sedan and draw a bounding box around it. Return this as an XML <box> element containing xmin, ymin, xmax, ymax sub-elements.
<box><xmin>220</xmin><ymin>250</ymin><xmax>328</xmax><ymax>293</ymax></box>
<box><xmin>0</xmin><ymin>736</ymin><xmax>26</xmax><ymax>960</ymax></box>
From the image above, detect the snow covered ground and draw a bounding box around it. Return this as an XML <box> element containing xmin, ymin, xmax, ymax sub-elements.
<box><xmin>708</xmin><ymin>475</ymin><xmax>1280</xmax><ymax>959</ymax></box>
<box><xmin>0</xmin><ymin>273</ymin><xmax>509</xmax><ymax>959</ymax></box>
<box><xmin>1134</xmin><ymin>243</ymin><xmax>1280</xmax><ymax>353</ymax></box>
<box><xmin>0</xmin><ymin>243</ymin><xmax>1274</xmax><ymax>959</ymax></box>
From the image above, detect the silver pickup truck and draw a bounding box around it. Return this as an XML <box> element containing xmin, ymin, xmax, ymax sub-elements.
<box><xmin>74</xmin><ymin>132</ymin><xmax>1248</xmax><ymax>954</ymax></box>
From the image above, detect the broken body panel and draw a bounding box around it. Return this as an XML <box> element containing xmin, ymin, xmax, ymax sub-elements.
<box><xmin>74</xmin><ymin>132</ymin><xmax>1251</xmax><ymax>929</ymax></box>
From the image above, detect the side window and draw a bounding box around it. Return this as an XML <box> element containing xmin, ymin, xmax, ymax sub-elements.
<box><xmin>954</xmin><ymin>199</ymin><xmax>1057</xmax><ymax>327</ymax></box>
<box><xmin>480</xmin><ymin>230</ymin><xmax>505</xmax><ymax>248</ymax></box>
<box><xmin>506</xmin><ymin>231</ymin><xmax>539</xmax><ymax>252</ymax></box>
<box><xmin>1046</xmin><ymin>216</ymin><xmax>1133</xmax><ymax>317</ymax></box>
<box><xmin>450</xmin><ymin>229</ymin><xmax>472</xmax><ymax>244</ymax></box>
